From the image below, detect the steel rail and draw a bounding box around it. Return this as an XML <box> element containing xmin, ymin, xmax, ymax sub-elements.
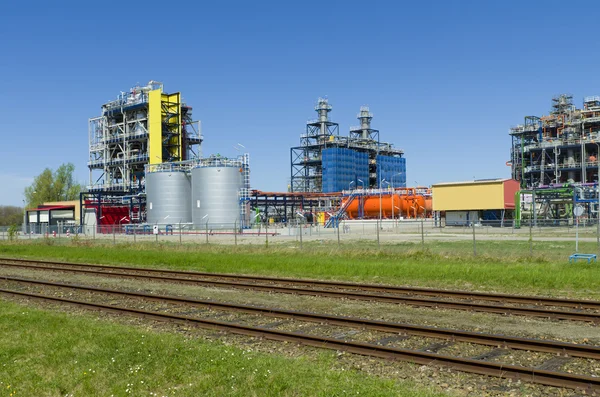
<box><xmin>1</xmin><ymin>257</ymin><xmax>598</xmax><ymax>309</ymax></box>
<box><xmin>0</xmin><ymin>287</ymin><xmax>598</xmax><ymax>393</ymax></box>
<box><xmin>0</xmin><ymin>260</ymin><xmax>599</xmax><ymax>322</ymax></box>
<box><xmin>3</xmin><ymin>275</ymin><xmax>599</xmax><ymax>359</ymax></box>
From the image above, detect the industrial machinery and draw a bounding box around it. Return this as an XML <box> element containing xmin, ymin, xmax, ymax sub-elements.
<box><xmin>290</xmin><ymin>99</ymin><xmax>406</xmax><ymax>193</ymax></box>
<box><xmin>88</xmin><ymin>81</ymin><xmax>202</xmax><ymax>193</ymax></box>
<box><xmin>510</xmin><ymin>95</ymin><xmax>600</xmax><ymax>189</ymax></box>
<box><xmin>510</xmin><ymin>95</ymin><xmax>600</xmax><ymax>225</ymax></box>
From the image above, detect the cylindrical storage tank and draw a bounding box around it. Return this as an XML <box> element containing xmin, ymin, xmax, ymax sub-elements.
<box><xmin>343</xmin><ymin>194</ymin><xmax>428</xmax><ymax>219</ymax></box>
<box><xmin>191</xmin><ymin>166</ymin><xmax>243</xmax><ymax>229</ymax></box>
<box><xmin>146</xmin><ymin>171</ymin><xmax>192</xmax><ymax>224</ymax></box>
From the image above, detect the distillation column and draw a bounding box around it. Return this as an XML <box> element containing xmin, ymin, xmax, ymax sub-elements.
<box><xmin>316</xmin><ymin>98</ymin><xmax>332</xmax><ymax>137</ymax></box>
<box><xmin>357</xmin><ymin>106</ymin><xmax>373</xmax><ymax>139</ymax></box>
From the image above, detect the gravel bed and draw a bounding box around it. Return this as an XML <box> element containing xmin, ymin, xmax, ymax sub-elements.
<box><xmin>1</xmin><ymin>269</ymin><xmax>599</xmax><ymax>397</ymax></box>
<box><xmin>1</xmin><ymin>291</ymin><xmax>593</xmax><ymax>397</ymax></box>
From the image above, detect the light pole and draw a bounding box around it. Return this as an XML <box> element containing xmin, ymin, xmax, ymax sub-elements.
<box><xmin>349</xmin><ymin>181</ymin><xmax>355</xmax><ymax>191</ymax></box>
<box><xmin>357</xmin><ymin>179</ymin><xmax>364</xmax><ymax>190</ymax></box>
<box><xmin>594</xmin><ymin>142</ymin><xmax>600</xmax><ymax>257</ymax></box>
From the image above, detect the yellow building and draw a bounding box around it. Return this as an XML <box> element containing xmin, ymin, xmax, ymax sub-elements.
<box><xmin>432</xmin><ymin>179</ymin><xmax>519</xmax><ymax>225</ymax></box>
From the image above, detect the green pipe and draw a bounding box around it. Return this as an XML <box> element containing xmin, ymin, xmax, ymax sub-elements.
<box><xmin>514</xmin><ymin>188</ymin><xmax>574</xmax><ymax>228</ymax></box>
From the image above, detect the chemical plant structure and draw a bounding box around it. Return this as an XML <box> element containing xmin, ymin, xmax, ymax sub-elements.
<box><xmin>285</xmin><ymin>98</ymin><xmax>431</xmax><ymax>227</ymax></box>
<box><xmin>510</xmin><ymin>94</ymin><xmax>600</xmax><ymax>226</ymax></box>
<box><xmin>81</xmin><ymin>81</ymin><xmax>252</xmax><ymax>233</ymax></box>
<box><xmin>26</xmin><ymin>84</ymin><xmax>436</xmax><ymax>235</ymax></box>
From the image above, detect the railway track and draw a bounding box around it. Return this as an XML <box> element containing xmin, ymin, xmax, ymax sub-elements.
<box><xmin>1</xmin><ymin>277</ymin><xmax>599</xmax><ymax>393</ymax></box>
<box><xmin>1</xmin><ymin>257</ymin><xmax>599</xmax><ymax>323</ymax></box>
<box><xmin>2</xmin><ymin>275</ymin><xmax>599</xmax><ymax>359</ymax></box>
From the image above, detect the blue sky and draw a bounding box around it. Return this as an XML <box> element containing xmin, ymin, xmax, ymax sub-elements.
<box><xmin>1</xmin><ymin>0</ymin><xmax>599</xmax><ymax>206</ymax></box>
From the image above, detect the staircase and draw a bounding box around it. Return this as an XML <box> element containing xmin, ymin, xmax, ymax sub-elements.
<box><xmin>325</xmin><ymin>192</ymin><xmax>359</xmax><ymax>228</ymax></box>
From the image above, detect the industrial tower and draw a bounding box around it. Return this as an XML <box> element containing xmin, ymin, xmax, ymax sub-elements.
<box><xmin>290</xmin><ymin>98</ymin><xmax>405</xmax><ymax>193</ymax></box>
<box><xmin>510</xmin><ymin>94</ymin><xmax>600</xmax><ymax>188</ymax></box>
<box><xmin>88</xmin><ymin>81</ymin><xmax>203</xmax><ymax>193</ymax></box>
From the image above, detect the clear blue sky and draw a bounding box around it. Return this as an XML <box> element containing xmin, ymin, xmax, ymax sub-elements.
<box><xmin>2</xmin><ymin>0</ymin><xmax>599</xmax><ymax>206</ymax></box>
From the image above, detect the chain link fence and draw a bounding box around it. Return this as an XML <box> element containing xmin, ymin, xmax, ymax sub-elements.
<box><xmin>4</xmin><ymin>219</ymin><xmax>598</xmax><ymax>258</ymax></box>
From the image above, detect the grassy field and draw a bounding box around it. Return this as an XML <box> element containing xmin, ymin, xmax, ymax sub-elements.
<box><xmin>0</xmin><ymin>239</ymin><xmax>599</xmax><ymax>298</ymax></box>
<box><xmin>0</xmin><ymin>299</ymin><xmax>445</xmax><ymax>397</ymax></box>
<box><xmin>0</xmin><ymin>240</ymin><xmax>597</xmax><ymax>396</ymax></box>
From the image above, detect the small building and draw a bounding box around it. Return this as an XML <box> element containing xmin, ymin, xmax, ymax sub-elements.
<box><xmin>25</xmin><ymin>201</ymin><xmax>80</xmax><ymax>234</ymax></box>
<box><xmin>432</xmin><ymin>179</ymin><xmax>520</xmax><ymax>226</ymax></box>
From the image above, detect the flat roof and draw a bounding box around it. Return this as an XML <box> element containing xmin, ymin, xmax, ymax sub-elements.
<box><xmin>26</xmin><ymin>205</ymin><xmax>75</xmax><ymax>212</ymax></box>
<box><xmin>432</xmin><ymin>178</ymin><xmax>512</xmax><ymax>187</ymax></box>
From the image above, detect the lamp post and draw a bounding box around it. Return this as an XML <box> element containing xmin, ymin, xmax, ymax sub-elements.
<box><xmin>349</xmin><ymin>181</ymin><xmax>355</xmax><ymax>191</ymax></box>
<box><xmin>594</xmin><ymin>142</ymin><xmax>600</xmax><ymax>257</ymax></box>
<box><xmin>357</xmin><ymin>178</ymin><xmax>364</xmax><ymax>190</ymax></box>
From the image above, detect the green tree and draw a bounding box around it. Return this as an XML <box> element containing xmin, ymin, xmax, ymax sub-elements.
<box><xmin>0</xmin><ymin>206</ymin><xmax>24</xmax><ymax>226</ymax></box>
<box><xmin>24</xmin><ymin>163</ymin><xmax>83</xmax><ymax>208</ymax></box>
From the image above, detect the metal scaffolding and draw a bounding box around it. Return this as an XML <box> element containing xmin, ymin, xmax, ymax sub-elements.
<box><xmin>88</xmin><ymin>81</ymin><xmax>202</xmax><ymax>193</ymax></box>
<box><xmin>510</xmin><ymin>94</ymin><xmax>600</xmax><ymax>188</ymax></box>
<box><xmin>290</xmin><ymin>99</ymin><xmax>405</xmax><ymax>193</ymax></box>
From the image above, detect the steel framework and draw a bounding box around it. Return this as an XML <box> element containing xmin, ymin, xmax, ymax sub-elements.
<box><xmin>290</xmin><ymin>99</ymin><xmax>405</xmax><ymax>193</ymax></box>
<box><xmin>88</xmin><ymin>81</ymin><xmax>202</xmax><ymax>193</ymax></box>
<box><xmin>510</xmin><ymin>94</ymin><xmax>600</xmax><ymax>188</ymax></box>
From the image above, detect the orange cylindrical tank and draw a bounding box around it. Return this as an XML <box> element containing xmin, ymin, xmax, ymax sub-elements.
<box><xmin>424</xmin><ymin>196</ymin><xmax>433</xmax><ymax>215</ymax></box>
<box><xmin>342</xmin><ymin>194</ymin><xmax>429</xmax><ymax>219</ymax></box>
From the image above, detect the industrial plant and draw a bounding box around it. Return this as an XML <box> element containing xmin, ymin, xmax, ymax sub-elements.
<box><xmin>83</xmin><ymin>81</ymin><xmax>251</xmax><ymax>232</ymax></box>
<box><xmin>27</xmin><ymin>82</ymin><xmax>600</xmax><ymax>234</ymax></box>
<box><xmin>509</xmin><ymin>95</ymin><xmax>600</xmax><ymax>225</ymax></box>
<box><xmin>290</xmin><ymin>98</ymin><xmax>406</xmax><ymax>193</ymax></box>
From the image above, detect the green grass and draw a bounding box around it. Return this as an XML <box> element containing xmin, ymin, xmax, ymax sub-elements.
<box><xmin>1</xmin><ymin>239</ymin><xmax>599</xmax><ymax>297</ymax></box>
<box><xmin>0</xmin><ymin>300</ymin><xmax>442</xmax><ymax>397</ymax></box>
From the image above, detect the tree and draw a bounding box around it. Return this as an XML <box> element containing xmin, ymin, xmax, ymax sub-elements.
<box><xmin>0</xmin><ymin>206</ymin><xmax>23</xmax><ymax>226</ymax></box>
<box><xmin>24</xmin><ymin>163</ymin><xmax>83</xmax><ymax>208</ymax></box>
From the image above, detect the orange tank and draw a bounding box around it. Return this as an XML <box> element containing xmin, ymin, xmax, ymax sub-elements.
<box><xmin>424</xmin><ymin>196</ymin><xmax>432</xmax><ymax>213</ymax></box>
<box><xmin>342</xmin><ymin>194</ymin><xmax>428</xmax><ymax>219</ymax></box>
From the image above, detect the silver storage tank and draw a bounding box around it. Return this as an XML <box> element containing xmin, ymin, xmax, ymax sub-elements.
<box><xmin>191</xmin><ymin>166</ymin><xmax>242</xmax><ymax>228</ymax></box>
<box><xmin>146</xmin><ymin>171</ymin><xmax>192</xmax><ymax>224</ymax></box>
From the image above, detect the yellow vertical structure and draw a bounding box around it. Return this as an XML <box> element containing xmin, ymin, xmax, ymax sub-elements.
<box><xmin>161</xmin><ymin>92</ymin><xmax>182</xmax><ymax>162</ymax></box>
<box><xmin>148</xmin><ymin>89</ymin><xmax>163</xmax><ymax>164</ymax></box>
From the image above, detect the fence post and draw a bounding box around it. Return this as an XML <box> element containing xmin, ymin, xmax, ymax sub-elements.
<box><xmin>529</xmin><ymin>219</ymin><xmax>533</xmax><ymax>256</ymax></box>
<box><xmin>336</xmin><ymin>220</ymin><xmax>340</xmax><ymax>246</ymax></box>
<box><xmin>377</xmin><ymin>220</ymin><xmax>380</xmax><ymax>249</ymax></box>
<box><xmin>179</xmin><ymin>221</ymin><xmax>182</xmax><ymax>245</ymax></box>
<box><xmin>472</xmin><ymin>220</ymin><xmax>476</xmax><ymax>256</ymax></box>
<box><xmin>265</xmin><ymin>222</ymin><xmax>268</xmax><ymax>247</ymax></box>
<box><xmin>299</xmin><ymin>222</ymin><xmax>303</xmax><ymax>249</ymax></box>
<box><xmin>133</xmin><ymin>226</ymin><xmax>136</xmax><ymax>244</ymax></box>
<box><xmin>205</xmin><ymin>222</ymin><xmax>209</xmax><ymax>244</ymax></box>
<box><xmin>421</xmin><ymin>219</ymin><xmax>424</xmax><ymax>247</ymax></box>
<box><xmin>234</xmin><ymin>221</ymin><xmax>238</xmax><ymax>246</ymax></box>
<box><xmin>113</xmin><ymin>226</ymin><xmax>116</xmax><ymax>245</ymax></box>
